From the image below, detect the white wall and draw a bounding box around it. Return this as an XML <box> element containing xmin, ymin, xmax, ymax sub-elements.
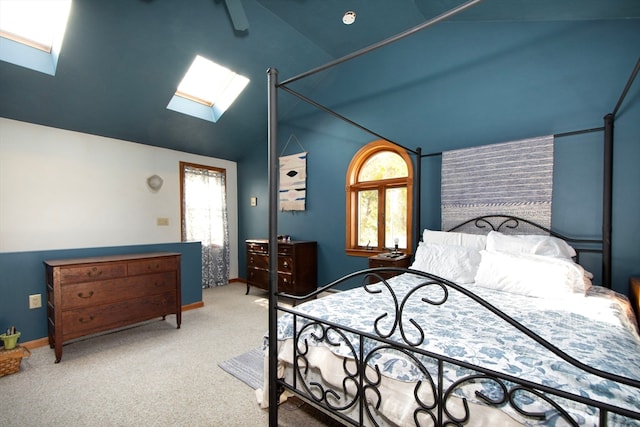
<box><xmin>0</xmin><ymin>118</ymin><xmax>239</xmax><ymax>279</ymax></box>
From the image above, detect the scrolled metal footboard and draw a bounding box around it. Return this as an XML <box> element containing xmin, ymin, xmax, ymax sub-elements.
<box><xmin>274</xmin><ymin>268</ymin><xmax>640</xmax><ymax>427</ymax></box>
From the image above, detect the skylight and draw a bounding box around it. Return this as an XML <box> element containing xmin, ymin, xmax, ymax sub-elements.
<box><xmin>0</xmin><ymin>0</ymin><xmax>72</xmax><ymax>75</ymax></box>
<box><xmin>167</xmin><ymin>55</ymin><xmax>249</xmax><ymax>123</ymax></box>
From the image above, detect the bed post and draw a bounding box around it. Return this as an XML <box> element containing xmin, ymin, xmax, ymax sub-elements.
<box><xmin>603</xmin><ymin>113</ymin><xmax>613</xmax><ymax>289</ymax></box>
<box><xmin>267</xmin><ymin>67</ymin><xmax>279</xmax><ymax>426</ymax></box>
<box><xmin>415</xmin><ymin>147</ymin><xmax>422</xmax><ymax>247</ymax></box>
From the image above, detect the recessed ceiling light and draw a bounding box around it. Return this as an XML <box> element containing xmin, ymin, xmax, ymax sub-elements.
<box><xmin>342</xmin><ymin>11</ymin><xmax>356</xmax><ymax>25</ymax></box>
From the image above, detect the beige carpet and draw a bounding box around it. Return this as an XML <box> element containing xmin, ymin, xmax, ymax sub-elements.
<box><xmin>0</xmin><ymin>282</ymin><xmax>343</xmax><ymax>426</ymax></box>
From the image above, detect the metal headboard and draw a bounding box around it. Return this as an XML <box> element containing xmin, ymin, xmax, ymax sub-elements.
<box><xmin>445</xmin><ymin>214</ymin><xmax>605</xmax><ymax>280</ymax></box>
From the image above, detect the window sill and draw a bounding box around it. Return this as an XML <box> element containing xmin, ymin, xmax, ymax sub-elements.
<box><xmin>345</xmin><ymin>248</ymin><xmax>412</xmax><ymax>257</ymax></box>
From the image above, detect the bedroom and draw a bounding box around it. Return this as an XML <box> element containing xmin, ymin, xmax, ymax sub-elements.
<box><xmin>1</xmin><ymin>0</ymin><xmax>639</xmax><ymax>424</ymax></box>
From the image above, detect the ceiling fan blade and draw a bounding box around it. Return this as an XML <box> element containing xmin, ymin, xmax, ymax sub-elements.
<box><xmin>224</xmin><ymin>0</ymin><xmax>249</xmax><ymax>31</ymax></box>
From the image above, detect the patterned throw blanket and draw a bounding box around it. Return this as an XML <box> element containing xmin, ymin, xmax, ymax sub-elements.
<box><xmin>274</xmin><ymin>273</ymin><xmax>640</xmax><ymax>426</ymax></box>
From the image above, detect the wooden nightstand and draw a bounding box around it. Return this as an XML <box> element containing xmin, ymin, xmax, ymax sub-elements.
<box><xmin>368</xmin><ymin>253</ymin><xmax>412</xmax><ymax>284</ymax></box>
<box><xmin>630</xmin><ymin>277</ymin><xmax>640</xmax><ymax>326</ymax></box>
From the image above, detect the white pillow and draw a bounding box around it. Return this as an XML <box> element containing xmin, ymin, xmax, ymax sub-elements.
<box><xmin>486</xmin><ymin>231</ymin><xmax>576</xmax><ymax>259</ymax></box>
<box><xmin>422</xmin><ymin>229</ymin><xmax>487</xmax><ymax>251</ymax></box>
<box><xmin>473</xmin><ymin>250</ymin><xmax>591</xmax><ymax>298</ymax></box>
<box><xmin>410</xmin><ymin>243</ymin><xmax>481</xmax><ymax>284</ymax></box>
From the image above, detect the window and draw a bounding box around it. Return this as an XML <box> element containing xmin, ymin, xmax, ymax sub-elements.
<box><xmin>180</xmin><ymin>162</ymin><xmax>230</xmax><ymax>287</ymax></box>
<box><xmin>167</xmin><ymin>55</ymin><xmax>249</xmax><ymax>123</ymax></box>
<box><xmin>0</xmin><ymin>0</ymin><xmax>72</xmax><ymax>75</ymax></box>
<box><xmin>346</xmin><ymin>140</ymin><xmax>413</xmax><ymax>256</ymax></box>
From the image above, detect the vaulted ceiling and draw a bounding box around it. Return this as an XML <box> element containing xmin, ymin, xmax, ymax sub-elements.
<box><xmin>1</xmin><ymin>0</ymin><xmax>639</xmax><ymax>161</ymax></box>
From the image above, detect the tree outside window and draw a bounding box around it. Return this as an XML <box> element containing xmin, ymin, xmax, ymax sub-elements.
<box><xmin>346</xmin><ymin>140</ymin><xmax>413</xmax><ymax>256</ymax></box>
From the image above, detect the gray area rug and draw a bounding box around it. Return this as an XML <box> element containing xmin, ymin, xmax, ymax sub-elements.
<box><xmin>218</xmin><ymin>347</ymin><xmax>264</xmax><ymax>390</ymax></box>
<box><xmin>219</xmin><ymin>347</ymin><xmax>347</xmax><ymax>426</ymax></box>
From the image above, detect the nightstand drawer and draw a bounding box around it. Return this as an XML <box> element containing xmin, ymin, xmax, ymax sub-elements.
<box><xmin>368</xmin><ymin>254</ymin><xmax>411</xmax><ymax>283</ymax></box>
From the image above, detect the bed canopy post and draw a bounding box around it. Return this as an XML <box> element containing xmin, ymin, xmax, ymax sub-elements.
<box><xmin>415</xmin><ymin>147</ymin><xmax>422</xmax><ymax>247</ymax></box>
<box><xmin>603</xmin><ymin>113</ymin><xmax>613</xmax><ymax>288</ymax></box>
<box><xmin>267</xmin><ymin>67</ymin><xmax>279</xmax><ymax>427</ymax></box>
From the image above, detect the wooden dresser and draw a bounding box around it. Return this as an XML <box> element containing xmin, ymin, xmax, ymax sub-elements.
<box><xmin>44</xmin><ymin>252</ymin><xmax>181</xmax><ymax>363</ymax></box>
<box><xmin>246</xmin><ymin>239</ymin><xmax>317</xmax><ymax>296</ymax></box>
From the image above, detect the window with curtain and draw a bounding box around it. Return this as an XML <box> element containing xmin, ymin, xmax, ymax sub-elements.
<box><xmin>180</xmin><ymin>162</ymin><xmax>230</xmax><ymax>288</ymax></box>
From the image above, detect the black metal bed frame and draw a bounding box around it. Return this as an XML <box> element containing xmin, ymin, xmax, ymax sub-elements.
<box><xmin>265</xmin><ymin>1</ymin><xmax>640</xmax><ymax>424</ymax></box>
<box><xmin>446</xmin><ymin>215</ymin><xmax>604</xmax><ymax>268</ymax></box>
<box><xmin>271</xmin><ymin>215</ymin><xmax>640</xmax><ymax>426</ymax></box>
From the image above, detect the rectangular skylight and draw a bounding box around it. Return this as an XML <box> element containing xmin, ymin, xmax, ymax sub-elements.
<box><xmin>0</xmin><ymin>0</ymin><xmax>72</xmax><ymax>75</ymax></box>
<box><xmin>167</xmin><ymin>55</ymin><xmax>249</xmax><ymax>123</ymax></box>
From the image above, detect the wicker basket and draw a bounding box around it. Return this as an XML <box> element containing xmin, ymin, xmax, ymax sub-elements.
<box><xmin>0</xmin><ymin>345</ymin><xmax>31</xmax><ymax>377</ymax></box>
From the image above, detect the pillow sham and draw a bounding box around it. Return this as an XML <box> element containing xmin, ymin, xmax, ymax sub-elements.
<box><xmin>410</xmin><ymin>242</ymin><xmax>481</xmax><ymax>284</ymax></box>
<box><xmin>486</xmin><ymin>231</ymin><xmax>576</xmax><ymax>259</ymax></box>
<box><xmin>473</xmin><ymin>250</ymin><xmax>591</xmax><ymax>298</ymax></box>
<box><xmin>422</xmin><ymin>229</ymin><xmax>486</xmax><ymax>251</ymax></box>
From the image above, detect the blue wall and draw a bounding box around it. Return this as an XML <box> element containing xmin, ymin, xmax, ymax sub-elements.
<box><xmin>238</xmin><ymin>19</ymin><xmax>640</xmax><ymax>294</ymax></box>
<box><xmin>0</xmin><ymin>242</ymin><xmax>202</xmax><ymax>343</ymax></box>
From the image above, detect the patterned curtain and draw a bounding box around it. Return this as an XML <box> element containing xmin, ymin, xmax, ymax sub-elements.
<box><xmin>182</xmin><ymin>165</ymin><xmax>230</xmax><ymax>288</ymax></box>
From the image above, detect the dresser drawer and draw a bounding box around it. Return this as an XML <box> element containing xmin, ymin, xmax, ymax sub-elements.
<box><xmin>247</xmin><ymin>268</ymin><xmax>268</xmax><ymax>289</ymax></box>
<box><xmin>247</xmin><ymin>253</ymin><xmax>268</xmax><ymax>269</ymax></box>
<box><xmin>60</xmin><ymin>272</ymin><xmax>177</xmax><ymax>309</ymax></box>
<box><xmin>61</xmin><ymin>293</ymin><xmax>177</xmax><ymax>340</ymax></box>
<box><xmin>59</xmin><ymin>263</ymin><xmax>126</xmax><ymax>284</ymax></box>
<box><xmin>278</xmin><ymin>245</ymin><xmax>293</xmax><ymax>256</ymax></box>
<box><xmin>278</xmin><ymin>256</ymin><xmax>293</xmax><ymax>273</ymax></box>
<box><xmin>278</xmin><ymin>273</ymin><xmax>294</xmax><ymax>293</ymax></box>
<box><xmin>246</xmin><ymin>268</ymin><xmax>294</xmax><ymax>292</ymax></box>
<box><xmin>247</xmin><ymin>241</ymin><xmax>268</xmax><ymax>254</ymax></box>
<box><xmin>127</xmin><ymin>257</ymin><xmax>179</xmax><ymax>275</ymax></box>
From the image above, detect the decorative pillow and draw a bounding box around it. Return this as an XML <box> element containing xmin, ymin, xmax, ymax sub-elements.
<box><xmin>473</xmin><ymin>250</ymin><xmax>591</xmax><ymax>298</ymax></box>
<box><xmin>486</xmin><ymin>231</ymin><xmax>576</xmax><ymax>259</ymax></box>
<box><xmin>410</xmin><ymin>243</ymin><xmax>481</xmax><ymax>284</ymax></box>
<box><xmin>422</xmin><ymin>229</ymin><xmax>487</xmax><ymax>251</ymax></box>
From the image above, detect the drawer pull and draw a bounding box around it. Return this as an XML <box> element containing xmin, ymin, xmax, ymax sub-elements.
<box><xmin>78</xmin><ymin>315</ymin><xmax>94</xmax><ymax>323</ymax></box>
<box><xmin>86</xmin><ymin>268</ymin><xmax>102</xmax><ymax>278</ymax></box>
<box><xmin>77</xmin><ymin>291</ymin><xmax>94</xmax><ymax>299</ymax></box>
<box><xmin>283</xmin><ymin>261</ymin><xmax>289</xmax><ymax>268</ymax></box>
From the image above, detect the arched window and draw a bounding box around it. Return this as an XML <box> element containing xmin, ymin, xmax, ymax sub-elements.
<box><xmin>345</xmin><ymin>140</ymin><xmax>413</xmax><ymax>256</ymax></box>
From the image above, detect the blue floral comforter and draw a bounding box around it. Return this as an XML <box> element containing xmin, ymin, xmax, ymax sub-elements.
<box><xmin>274</xmin><ymin>273</ymin><xmax>640</xmax><ymax>426</ymax></box>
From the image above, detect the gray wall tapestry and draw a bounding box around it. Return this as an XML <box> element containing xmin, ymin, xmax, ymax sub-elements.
<box><xmin>441</xmin><ymin>135</ymin><xmax>554</xmax><ymax>233</ymax></box>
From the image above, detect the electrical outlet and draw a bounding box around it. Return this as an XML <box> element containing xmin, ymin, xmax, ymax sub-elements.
<box><xmin>156</xmin><ymin>217</ymin><xmax>169</xmax><ymax>226</ymax></box>
<box><xmin>29</xmin><ymin>293</ymin><xmax>42</xmax><ymax>309</ymax></box>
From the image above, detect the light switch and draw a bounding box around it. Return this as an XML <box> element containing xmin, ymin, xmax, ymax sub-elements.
<box><xmin>29</xmin><ymin>294</ymin><xmax>42</xmax><ymax>309</ymax></box>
